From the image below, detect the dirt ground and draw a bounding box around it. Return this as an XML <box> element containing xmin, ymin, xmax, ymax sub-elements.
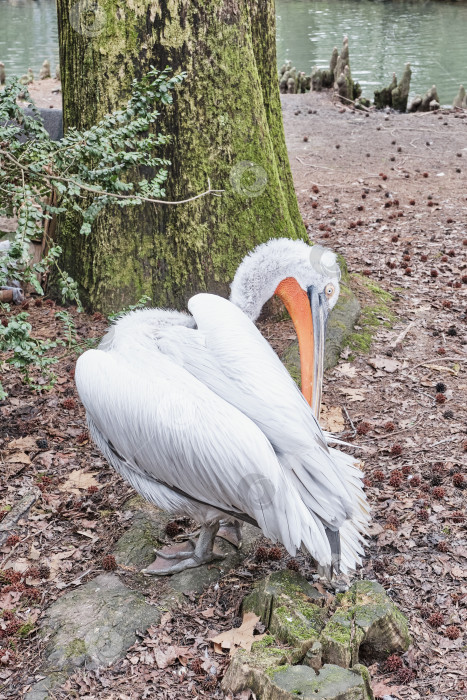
<box><xmin>1</xmin><ymin>89</ymin><xmax>466</xmax><ymax>699</ymax></box>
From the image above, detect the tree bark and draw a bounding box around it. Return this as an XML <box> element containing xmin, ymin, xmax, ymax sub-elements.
<box><xmin>55</xmin><ymin>0</ymin><xmax>306</xmax><ymax>312</ymax></box>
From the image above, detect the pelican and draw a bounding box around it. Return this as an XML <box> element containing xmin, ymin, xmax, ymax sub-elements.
<box><xmin>75</xmin><ymin>238</ymin><xmax>369</xmax><ymax>577</ymax></box>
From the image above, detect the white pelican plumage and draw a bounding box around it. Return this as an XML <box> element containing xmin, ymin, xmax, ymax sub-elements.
<box><xmin>75</xmin><ymin>238</ymin><xmax>369</xmax><ymax>577</ymax></box>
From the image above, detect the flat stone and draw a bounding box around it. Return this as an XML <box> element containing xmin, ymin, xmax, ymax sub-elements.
<box><xmin>41</xmin><ymin>573</ymin><xmax>159</xmax><ymax>671</ymax></box>
<box><xmin>0</xmin><ymin>217</ymin><xmax>17</xmax><ymax>234</ymax></box>
<box><xmin>25</xmin><ymin>573</ymin><xmax>160</xmax><ymax>699</ymax></box>
<box><xmin>23</xmin><ymin>673</ymin><xmax>68</xmax><ymax>700</ymax></box>
<box><xmin>282</xmin><ymin>280</ymin><xmax>360</xmax><ymax>380</ymax></box>
<box><xmin>321</xmin><ymin>580</ymin><xmax>411</xmax><ymax>668</ymax></box>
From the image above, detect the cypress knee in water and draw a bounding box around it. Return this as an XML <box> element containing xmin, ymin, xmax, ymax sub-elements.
<box><xmin>391</xmin><ymin>63</ymin><xmax>411</xmax><ymax>112</ymax></box>
<box><xmin>279</xmin><ymin>60</ymin><xmax>291</xmax><ymax>78</ymax></box>
<box><xmin>334</xmin><ymin>36</ymin><xmax>349</xmax><ymax>84</ymax></box>
<box><xmin>409</xmin><ymin>85</ymin><xmax>440</xmax><ymax>112</ymax></box>
<box><xmin>336</xmin><ymin>65</ymin><xmax>353</xmax><ymax>102</ymax></box>
<box><xmin>329</xmin><ymin>46</ymin><xmax>338</xmax><ymax>76</ymax></box>
<box><xmin>39</xmin><ymin>60</ymin><xmax>51</xmax><ymax>80</ymax></box>
<box><xmin>333</xmin><ymin>37</ymin><xmax>358</xmax><ymax>102</ymax></box>
<box><xmin>374</xmin><ymin>73</ymin><xmax>397</xmax><ymax>109</ymax></box>
<box><xmin>311</xmin><ymin>46</ymin><xmax>338</xmax><ymax>92</ymax></box>
<box><xmin>453</xmin><ymin>85</ymin><xmax>466</xmax><ymax>109</ymax></box>
<box><xmin>0</xmin><ymin>62</ymin><xmax>5</xmax><ymax>86</ymax></box>
<box><xmin>280</xmin><ymin>64</ymin><xmax>297</xmax><ymax>93</ymax></box>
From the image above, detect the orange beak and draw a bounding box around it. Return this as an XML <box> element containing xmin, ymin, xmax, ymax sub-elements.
<box><xmin>275</xmin><ymin>277</ymin><xmax>327</xmax><ymax>419</ymax></box>
<box><xmin>275</xmin><ymin>277</ymin><xmax>315</xmax><ymax>408</ymax></box>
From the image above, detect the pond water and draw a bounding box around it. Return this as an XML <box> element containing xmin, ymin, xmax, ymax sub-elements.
<box><xmin>276</xmin><ymin>0</ymin><xmax>467</xmax><ymax>106</ymax></box>
<box><xmin>0</xmin><ymin>0</ymin><xmax>466</xmax><ymax>107</ymax></box>
<box><xmin>0</xmin><ymin>0</ymin><xmax>59</xmax><ymax>79</ymax></box>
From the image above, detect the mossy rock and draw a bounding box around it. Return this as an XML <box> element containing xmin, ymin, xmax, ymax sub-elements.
<box><xmin>228</xmin><ymin>576</ymin><xmax>410</xmax><ymax>699</ymax></box>
<box><xmin>224</xmin><ymin>658</ymin><xmax>374</xmax><ymax>700</ymax></box>
<box><xmin>242</xmin><ymin>571</ymin><xmax>326</xmax><ymax>660</ymax></box>
<box><xmin>272</xmin><ymin>663</ymin><xmax>374</xmax><ymax>700</ymax></box>
<box><xmin>222</xmin><ymin>645</ymin><xmax>291</xmax><ymax>699</ymax></box>
<box><xmin>23</xmin><ymin>672</ymin><xmax>69</xmax><ymax>700</ymax></box>
<box><xmin>320</xmin><ymin>580</ymin><xmax>411</xmax><ymax>668</ymax></box>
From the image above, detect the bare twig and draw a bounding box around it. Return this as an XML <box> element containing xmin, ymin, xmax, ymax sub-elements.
<box><xmin>0</xmin><ymin>487</ymin><xmax>41</xmax><ymax>547</ymax></box>
<box><xmin>390</xmin><ymin>320</ymin><xmax>417</xmax><ymax>349</ymax></box>
<box><xmin>0</xmin><ymin>150</ymin><xmax>224</xmax><ymax>205</ymax></box>
<box><xmin>342</xmin><ymin>405</ymin><xmax>357</xmax><ymax>437</ymax></box>
<box><xmin>332</xmin><ymin>94</ymin><xmax>371</xmax><ymax>113</ymax></box>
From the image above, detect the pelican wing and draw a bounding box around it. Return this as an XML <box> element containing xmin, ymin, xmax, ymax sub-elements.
<box><xmin>75</xmin><ymin>344</ymin><xmax>332</xmax><ymax>564</ymax></box>
<box><xmin>155</xmin><ymin>294</ymin><xmax>368</xmax><ymax>536</ymax></box>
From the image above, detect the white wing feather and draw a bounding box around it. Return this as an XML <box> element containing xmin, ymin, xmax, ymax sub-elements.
<box><xmin>156</xmin><ymin>295</ymin><xmax>360</xmax><ymax>523</ymax></box>
<box><xmin>75</xmin><ymin>344</ymin><xmax>332</xmax><ymax>564</ymax></box>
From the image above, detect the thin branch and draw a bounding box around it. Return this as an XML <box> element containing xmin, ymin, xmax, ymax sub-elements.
<box><xmin>0</xmin><ymin>149</ymin><xmax>224</xmax><ymax>205</ymax></box>
<box><xmin>332</xmin><ymin>94</ymin><xmax>371</xmax><ymax>113</ymax></box>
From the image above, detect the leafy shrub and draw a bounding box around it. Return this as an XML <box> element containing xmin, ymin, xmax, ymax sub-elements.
<box><xmin>0</xmin><ymin>67</ymin><xmax>185</xmax><ymax>398</ymax></box>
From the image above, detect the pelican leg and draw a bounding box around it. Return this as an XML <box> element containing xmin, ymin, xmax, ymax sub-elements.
<box><xmin>217</xmin><ymin>519</ymin><xmax>243</xmax><ymax>548</ymax></box>
<box><xmin>142</xmin><ymin>522</ymin><xmax>225</xmax><ymax>576</ymax></box>
<box><xmin>175</xmin><ymin>520</ymin><xmax>243</xmax><ymax>548</ymax></box>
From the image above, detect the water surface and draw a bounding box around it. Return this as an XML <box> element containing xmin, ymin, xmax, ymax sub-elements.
<box><xmin>0</xmin><ymin>0</ymin><xmax>466</xmax><ymax>107</ymax></box>
<box><xmin>276</xmin><ymin>0</ymin><xmax>467</xmax><ymax>105</ymax></box>
<box><xmin>0</xmin><ymin>0</ymin><xmax>58</xmax><ymax>78</ymax></box>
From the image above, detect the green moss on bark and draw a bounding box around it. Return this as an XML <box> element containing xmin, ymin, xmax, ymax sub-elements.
<box><xmin>55</xmin><ymin>0</ymin><xmax>306</xmax><ymax>312</ymax></box>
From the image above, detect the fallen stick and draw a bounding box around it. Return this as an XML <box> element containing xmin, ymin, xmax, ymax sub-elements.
<box><xmin>0</xmin><ymin>487</ymin><xmax>41</xmax><ymax>546</ymax></box>
<box><xmin>390</xmin><ymin>320</ymin><xmax>417</xmax><ymax>349</ymax></box>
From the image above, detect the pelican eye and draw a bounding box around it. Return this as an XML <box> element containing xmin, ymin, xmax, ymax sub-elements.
<box><xmin>324</xmin><ymin>284</ymin><xmax>335</xmax><ymax>298</ymax></box>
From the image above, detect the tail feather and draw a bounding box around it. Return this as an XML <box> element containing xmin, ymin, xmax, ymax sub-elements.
<box><xmin>281</xmin><ymin>443</ymin><xmax>370</xmax><ymax>578</ymax></box>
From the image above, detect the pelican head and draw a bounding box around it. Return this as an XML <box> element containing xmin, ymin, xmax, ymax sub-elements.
<box><xmin>230</xmin><ymin>238</ymin><xmax>341</xmax><ymax>417</ymax></box>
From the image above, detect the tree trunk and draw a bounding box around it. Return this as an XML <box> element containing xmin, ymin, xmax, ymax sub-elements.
<box><xmin>55</xmin><ymin>0</ymin><xmax>305</xmax><ymax>312</ymax></box>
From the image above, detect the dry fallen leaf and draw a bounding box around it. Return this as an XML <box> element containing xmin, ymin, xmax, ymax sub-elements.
<box><xmin>159</xmin><ymin>612</ymin><xmax>172</xmax><ymax>628</ymax></box>
<box><xmin>368</xmin><ymin>356</ymin><xmax>401</xmax><ymax>373</ymax></box>
<box><xmin>154</xmin><ymin>646</ymin><xmax>192</xmax><ymax>669</ymax></box>
<box><xmin>60</xmin><ymin>469</ymin><xmax>99</xmax><ymax>495</ymax></box>
<box><xmin>210</xmin><ymin>611</ymin><xmax>265</xmax><ymax>655</ymax></box>
<box><xmin>320</xmin><ymin>405</ymin><xmax>345</xmax><ymax>432</ymax></box>
<box><xmin>372</xmin><ymin>676</ymin><xmax>402</xmax><ymax>699</ymax></box>
<box><xmin>48</xmin><ymin>549</ymin><xmax>76</xmax><ymax>577</ymax></box>
<box><xmin>338</xmin><ymin>387</ymin><xmax>366</xmax><ymax>402</ymax></box>
<box><xmin>7</xmin><ymin>436</ymin><xmax>37</xmax><ymax>451</ymax></box>
<box><xmin>5</xmin><ymin>451</ymin><xmax>31</xmax><ymax>465</ymax></box>
<box><xmin>421</xmin><ymin>363</ymin><xmax>458</xmax><ymax>375</ymax></box>
<box><xmin>335</xmin><ymin>362</ymin><xmax>357</xmax><ymax>378</ymax></box>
